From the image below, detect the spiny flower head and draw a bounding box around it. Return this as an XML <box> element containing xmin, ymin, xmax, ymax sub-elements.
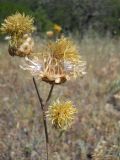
<box><xmin>54</xmin><ymin>24</ymin><xmax>62</xmax><ymax>33</ymax></box>
<box><xmin>47</xmin><ymin>100</ymin><xmax>77</xmax><ymax>130</ymax></box>
<box><xmin>47</xmin><ymin>36</ymin><xmax>81</xmax><ymax>62</ymax></box>
<box><xmin>0</xmin><ymin>12</ymin><xmax>35</xmax><ymax>36</ymax></box>
<box><xmin>0</xmin><ymin>13</ymin><xmax>35</xmax><ymax>57</ymax></box>
<box><xmin>20</xmin><ymin>36</ymin><xmax>86</xmax><ymax>84</ymax></box>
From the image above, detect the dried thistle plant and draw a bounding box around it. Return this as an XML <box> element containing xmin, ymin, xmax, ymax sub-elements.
<box><xmin>0</xmin><ymin>13</ymin><xmax>86</xmax><ymax>160</ymax></box>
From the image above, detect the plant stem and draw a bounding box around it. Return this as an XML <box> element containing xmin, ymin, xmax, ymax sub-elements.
<box><xmin>46</xmin><ymin>83</ymin><xmax>54</xmax><ymax>103</ymax></box>
<box><xmin>33</xmin><ymin>77</ymin><xmax>43</xmax><ymax>108</ymax></box>
<box><xmin>32</xmin><ymin>77</ymin><xmax>54</xmax><ymax>160</ymax></box>
<box><xmin>33</xmin><ymin>77</ymin><xmax>48</xmax><ymax>160</ymax></box>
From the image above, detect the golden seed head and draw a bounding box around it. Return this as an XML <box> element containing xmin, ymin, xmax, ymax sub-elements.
<box><xmin>0</xmin><ymin>12</ymin><xmax>35</xmax><ymax>36</ymax></box>
<box><xmin>47</xmin><ymin>100</ymin><xmax>77</xmax><ymax>130</ymax></box>
<box><xmin>54</xmin><ymin>24</ymin><xmax>62</xmax><ymax>33</ymax></box>
<box><xmin>47</xmin><ymin>36</ymin><xmax>81</xmax><ymax>62</ymax></box>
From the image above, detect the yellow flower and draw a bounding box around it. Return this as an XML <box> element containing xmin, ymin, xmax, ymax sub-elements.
<box><xmin>0</xmin><ymin>12</ymin><xmax>35</xmax><ymax>36</ymax></box>
<box><xmin>54</xmin><ymin>24</ymin><xmax>62</xmax><ymax>33</ymax></box>
<box><xmin>20</xmin><ymin>36</ymin><xmax>86</xmax><ymax>84</ymax></box>
<box><xmin>47</xmin><ymin>100</ymin><xmax>77</xmax><ymax>130</ymax></box>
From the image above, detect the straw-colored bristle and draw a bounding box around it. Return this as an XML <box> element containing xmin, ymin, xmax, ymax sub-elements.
<box><xmin>0</xmin><ymin>12</ymin><xmax>35</xmax><ymax>36</ymax></box>
<box><xmin>48</xmin><ymin>36</ymin><xmax>81</xmax><ymax>63</ymax></box>
<box><xmin>47</xmin><ymin>100</ymin><xmax>77</xmax><ymax>130</ymax></box>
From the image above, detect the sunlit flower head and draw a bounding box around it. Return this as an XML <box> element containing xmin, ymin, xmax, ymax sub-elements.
<box><xmin>20</xmin><ymin>36</ymin><xmax>86</xmax><ymax>84</ymax></box>
<box><xmin>47</xmin><ymin>36</ymin><xmax>81</xmax><ymax>62</ymax></box>
<box><xmin>54</xmin><ymin>24</ymin><xmax>62</xmax><ymax>33</ymax></box>
<box><xmin>0</xmin><ymin>13</ymin><xmax>35</xmax><ymax>57</ymax></box>
<box><xmin>47</xmin><ymin>100</ymin><xmax>77</xmax><ymax>130</ymax></box>
<box><xmin>0</xmin><ymin>12</ymin><xmax>35</xmax><ymax>36</ymax></box>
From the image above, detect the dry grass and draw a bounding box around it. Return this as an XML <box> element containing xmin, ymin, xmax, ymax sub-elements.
<box><xmin>0</xmin><ymin>36</ymin><xmax>120</xmax><ymax>160</ymax></box>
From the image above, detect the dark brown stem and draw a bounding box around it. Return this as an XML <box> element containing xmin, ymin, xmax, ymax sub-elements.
<box><xmin>33</xmin><ymin>77</ymin><xmax>44</xmax><ymax>108</ymax></box>
<box><xmin>33</xmin><ymin>77</ymin><xmax>49</xmax><ymax>160</ymax></box>
<box><xmin>46</xmin><ymin>83</ymin><xmax>54</xmax><ymax>103</ymax></box>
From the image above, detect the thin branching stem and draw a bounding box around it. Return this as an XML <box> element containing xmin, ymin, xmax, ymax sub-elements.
<box><xmin>33</xmin><ymin>77</ymin><xmax>44</xmax><ymax>108</ymax></box>
<box><xmin>46</xmin><ymin>83</ymin><xmax>54</xmax><ymax>103</ymax></box>
<box><xmin>33</xmin><ymin>77</ymin><xmax>48</xmax><ymax>160</ymax></box>
<box><xmin>32</xmin><ymin>77</ymin><xmax>55</xmax><ymax>160</ymax></box>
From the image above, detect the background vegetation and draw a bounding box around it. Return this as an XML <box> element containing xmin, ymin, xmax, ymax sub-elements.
<box><xmin>0</xmin><ymin>0</ymin><xmax>120</xmax><ymax>160</ymax></box>
<box><xmin>0</xmin><ymin>35</ymin><xmax>120</xmax><ymax>160</ymax></box>
<box><xmin>0</xmin><ymin>0</ymin><xmax>120</xmax><ymax>36</ymax></box>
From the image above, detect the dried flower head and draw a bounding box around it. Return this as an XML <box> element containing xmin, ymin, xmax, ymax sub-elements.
<box><xmin>0</xmin><ymin>13</ymin><xmax>35</xmax><ymax>57</ymax></box>
<box><xmin>54</xmin><ymin>24</ymin><xmax>62</xmax><ymax>33</ymax></box>
<box><xmin>20</xmin><ymin>36</ymin><xmax>86</xmax><ymax>84</ymax></box>
<box><xmin>8</xmin><ymin>34</ymin><xmax>34</xmax><ymax>57</ymax></box>
<box><xmin>0</xmin><ymin>12</ymin><xmax>35</xmax><ymax>36</ymax></box>
<box><xmin>48</xmin><ymin>36</ymin><xmax>81</xmax><ymax>62</ymax></box>
<box><xmin>20</xmin><ymin>55</ymin><xmax>68</xmax><ymax>84</ymax></box>
<box><xmin>47</xmin><ymin>100</ymin><xmax>77</xmax><ymax>130</ymax></box>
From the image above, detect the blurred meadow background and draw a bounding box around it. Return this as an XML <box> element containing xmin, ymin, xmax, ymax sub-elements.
<box><xmin>0</xmin><ymin>0</ymin><xmax>120</xmax><ymax>160</ymax></box>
